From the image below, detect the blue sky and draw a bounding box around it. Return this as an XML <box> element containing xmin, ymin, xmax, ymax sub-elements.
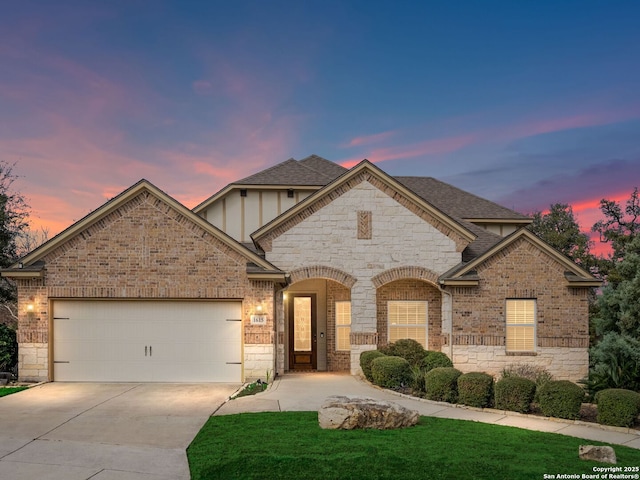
<box><xmin>1</xmin><ymin>1</ymin><xmax>639</xmax><ymax>248</ymax></box>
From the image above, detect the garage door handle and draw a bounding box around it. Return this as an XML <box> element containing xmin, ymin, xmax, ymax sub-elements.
<box><xmin>226</xmin><ymin>362</ymin><xmax>242</xmax><ymax>364</ymax></box>
<box><xmin>145</xmin><ymin>345</ymin><xmax>148</xmax><ymax>356</ymax></box>
<box><xmin>150</xmin><ymin>345</ymin><xmax>152</xmax><ymax>356</ymax></box>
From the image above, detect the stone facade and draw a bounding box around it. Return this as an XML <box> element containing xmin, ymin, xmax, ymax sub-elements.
<box><xmin>244</xmin><ymin>344</ymin><xmax>275</xmax><ymax>381</ymax></box>
<box><xmin>451</xmin><ymin>346</ymin><xmax>588</xmax><ymax>381</ymax></box>
<box><xmin>266</xmin><ymin>179</ymin><xmax>462</xmax><ymax>374</ymax></box>
<box><xmin>15</xmin><ymin>190</ymin><xmax>275</xmax><ymax>382</ymax></box>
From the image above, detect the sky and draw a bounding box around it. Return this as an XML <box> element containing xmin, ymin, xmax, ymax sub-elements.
<box><xmin>1</xmin><ymin>1</ymin><xmax>639</xmax><ymax>256</ymax></box>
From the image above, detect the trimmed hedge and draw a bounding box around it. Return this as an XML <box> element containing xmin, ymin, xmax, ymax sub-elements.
<box><xmin>380</xmin><ymin>339</ymin><xmax>426</xmax><ymax>366</ymax></box>
<box><xmin>457</xmin><ymin>372</ymin><xmax>494</xmax><ymax>408</ymax></box>
<box><xmin>537</xmin><ymin>380</ymin><xmax>585</xmax><ymax>420</ymax></box>
<box><xmin>595</xmin><ymin>388</ymin><xmax>640</xmax><ymax>427</ymax></box>
<box><xmin>421</xmin><ymin>351</ymin><xmax>453</xmax><ymax>373</ymax></box>
<box><xmin>370</xmin><ymin>356</ymin><xmax>412</xmax><ymax>389</ymax></box>
<box><xmin>425</xmin><ymin>367</ymin><xmax>462</xmax><ymax>403</ymax></box>
<box><xmin>360</xmin><ymin>350</ymin><xmax>386</xmax><ymax>382</ymax></box>
<box><xmin>495</xmin><ymin>376</ymin><xmax>536</xmax><ymax>413</ymax></box>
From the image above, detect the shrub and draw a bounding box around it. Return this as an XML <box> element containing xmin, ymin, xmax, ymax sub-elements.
<box><xmin>410</xmin><ymin>365</ymin><xmax>427</xmax><ymax>396</ymax></box>
<box><xmin>502</xmin><ymin>363</ymin><xmax>553</xmax><ymax>389</ymax></box>
<box><xmin>495</xmin><ymin>376</ymin><xmax>536</xmax><ymax>413</ymax></box>
<box><xmin>502</xmin><ymin>363</ymin><xmax>554</xmax><ymax>402</ymax></box>
<box><xmin>457</xmin><ymin>372</ymin><xmax>494</xmax><ymax>408</ymax></box>
<box><xmin>595</xmin><ymin>388</ymin><xmax>640</xmax><ymax>427</ymax></box>
<box><xmin>537</xmin><ymin>380</ymin><xmax>585</xmax><ymax>420</ymax></box>
<box><xmin>379</xmin><ymin>339</ymin><xmax>426</xmax><ymax>366</ymax></box>
<box><xmin>370</xmin><ymin>356</ymin><xmax>412</xmax><ymax>389</ymax></box>
<box><xmin>0</xmin><ymin>324</ymin><xmax>17</xmax><ymax>372</ymax></box>
<box><xmin>421</xmin><ymin>351</ymin><xmax>453</xmax><ymax>373</ymax></box>
<box><xmin>360</xmin><ymin>350</ymin><xmax>386</xmax><ymax>382</ymax></box>
<box><xmin>424</xmin><ymin>367</ymin><xmax>462</xmax><ymax>403</ymax></box>
<box><xmin>588</xmin><ymin>333</ymin><xmax>640</xmax><ymax>394</ymax></box>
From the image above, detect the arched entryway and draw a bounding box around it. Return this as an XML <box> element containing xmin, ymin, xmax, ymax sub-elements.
<box><xmin>278</xmin><ymin>267</ymin><xmax>355</xmax><ymax>373</ymax></box>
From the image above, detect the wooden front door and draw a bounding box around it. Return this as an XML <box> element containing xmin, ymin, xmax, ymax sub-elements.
<box><xmin>288</xmin><ymin>294</ymin><xmax>317</xmax><ymax>370</ymax></box>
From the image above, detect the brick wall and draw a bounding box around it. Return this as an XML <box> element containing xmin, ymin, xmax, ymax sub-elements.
<box><xmin>376</xmin><ymin>279</ymin><xmax>442</xmax><ymax>351</ymax></box>
<box><xmin>326</xmin><ymin>280</ymin><xmax>350</xmax><ymax>371</ymax></box>
<box><xmin>446</xmin><ymin>236</ymin><xmax>590</xmax><ymax>381</ymax></box>
<box><xmin>16</xmin><ymin>190</ymin><xmax>275</xmax><ymax>382</ymax></box>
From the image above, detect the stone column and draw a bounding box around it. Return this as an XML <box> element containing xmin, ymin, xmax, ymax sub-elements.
<box><xmin>349</xmin><ymin>279</ymin><xmax>378</xmax><ymax>375</ymax></box>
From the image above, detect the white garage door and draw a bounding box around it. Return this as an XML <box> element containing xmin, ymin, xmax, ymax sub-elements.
<box><xmin>52</xmin><ymin>300</ymin><xmax>242</xmax><ymax>382</ymax></box>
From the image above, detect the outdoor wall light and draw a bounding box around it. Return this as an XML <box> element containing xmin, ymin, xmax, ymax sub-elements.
<box><xmin>255</xmin><ymin>304</ymin><xmax>263</xmax><ymax>313</ymax></box>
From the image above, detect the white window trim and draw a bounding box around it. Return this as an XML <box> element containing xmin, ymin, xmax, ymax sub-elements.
<box><xmin>505</xmin><ymin>299</ymin><xmax>537</xmax><ymax>353</ymax></box>
<box><xmin>335</xmin><ymin>301</ymin><xmax>351</xmax><ymax>351</ymax></box>
<box><xmin>387</xmin><ymin>300</ymin><xmax>428</xmax><ymax>348</ymax></box>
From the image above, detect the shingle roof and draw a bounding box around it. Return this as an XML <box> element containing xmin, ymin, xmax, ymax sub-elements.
<box><xmin>222</xmin><ymin>156</ymin><xmax>528</xmax><ymax>261</ymax></box>
<box><xmin>234</xmin><ymin>156</ymin><xmax>345</xmax><ymax>186</ymax></box>
<box><xmin>298</xmin><ymin>154</ymin><xmax>349</xmax><ymax>179</ymax></box>
<box><xmin>394</xmin><ymin>176</ymin><xmax>530</xmax><ymax>221</ymax></box>
<box><xmin>393</xmin><ymin>176</ymin><xmax>529</xmax><ymax>260</ymax></box>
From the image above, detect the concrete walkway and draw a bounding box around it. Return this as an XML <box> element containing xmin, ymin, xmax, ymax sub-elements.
<box><xmin>216</xmin><ymin>372</ymin><xmax>640</xmax><ymax>450</ymax></box>
<box><xmin>0</xmin><ymin>383</ymin><xmax>239</xmax><ymax>480</ymax></box>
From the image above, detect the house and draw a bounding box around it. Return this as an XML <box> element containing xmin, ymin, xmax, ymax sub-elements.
<box><xmin>1</xmin><ymin>155</ymin><xmax>600</xmax><ymax>383</ymax></box>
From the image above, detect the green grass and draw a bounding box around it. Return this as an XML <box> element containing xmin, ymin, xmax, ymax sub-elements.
<box><xmin>188</xmin><ymin>412</ymin><xmax>640</xmax><ymax>480</ymax></box>
<box><xmin>0</xmin><ymin>386</ymin><xmax>28</xmax><ymax>397</ymax></box>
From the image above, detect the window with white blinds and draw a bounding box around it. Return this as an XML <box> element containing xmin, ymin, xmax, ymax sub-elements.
<box><xmin>335</xmin><ymin>301</ymin><xmax>351</xmax><ymax>351</ymax></box>
<box><xmin>506</xmin><ymin>299</ymin><xmax>536</xmax><ymax>352</ymax></box>
<box><xmin>388</xmin><ymin>301</ymin><xmax>427</xmax><ymax>348</ymax></box>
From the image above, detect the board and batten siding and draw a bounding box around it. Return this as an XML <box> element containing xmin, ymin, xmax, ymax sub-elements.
<box><xmin>202</xmin><ymin>189</ymin><xmax>316</xmax><ymax>242</ymax></box>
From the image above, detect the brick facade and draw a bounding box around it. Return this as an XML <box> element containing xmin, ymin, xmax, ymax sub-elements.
<box><xmin>15</xmin><ymin>190</ymin><xmax>275</xmax><ymax>382</ymax></box>
<box><xmin>326</xmin><ymin>280</ymin><xmax>351</xmax><ymax>371</ymax></box>
<box><xmin>376</xmin><ymin>279</ymin><xmax>443</xmax><ymax>351</ymax></box>
<box><xmin>9</xmin><ymin>164</ymin><xmax>595</xmax><ymax>384</ymax></box>
<box><xmin>446</xmin><ymin>236</ymin><xmax>590</xmax><ymax>381</ymax></box>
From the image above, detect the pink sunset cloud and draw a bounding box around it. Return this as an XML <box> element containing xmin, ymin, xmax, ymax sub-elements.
<box><xmin>498</xmin><ymin>106</ymin><xmax>640</xmax><ymax>142</ymax></box>
<box><xmin>339</xmin><ymin>134</ymin><xmax>478</xmax><ymax>168</ymax></box>
<box><xmin>344</xmin><ymin>130</ymin><xmax>396</xmax><ymax>148</ymax></box>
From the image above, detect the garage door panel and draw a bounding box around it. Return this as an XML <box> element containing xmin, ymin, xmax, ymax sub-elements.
<box><xmin>53</xmin><ymin>301</ymin><xmax>243</xmax><ymax>382</ymax></box>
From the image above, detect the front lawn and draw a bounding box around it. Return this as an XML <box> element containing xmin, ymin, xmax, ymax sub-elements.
<box><xmin>0</xmin><ymin>386</ymin><xmax>28</xmax><ymax>397</ymax></box>
<box><xmin>188</xmin><ymin>412</ymin><xmax>640</xmax><ymax>480</ymax></box>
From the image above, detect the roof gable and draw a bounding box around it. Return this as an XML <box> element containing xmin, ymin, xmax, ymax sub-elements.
<box><xmin>193</xmin><ymin>155</ymin><xmax>344</xmax><ymax>215</ymax></box>
<box><xmin>441</xmin><ymin>227</ymin><xmax>601</xmax><ymax>286</ymax></box>
<box><xmin>7</xmin><ymin>180</ymin><xmax>280</xmax><ymax>275</ymax></box>
<box><xmin>252</xmin><ymin>160</ymin><xmax>476</xmax><ymax>252</ymax></box>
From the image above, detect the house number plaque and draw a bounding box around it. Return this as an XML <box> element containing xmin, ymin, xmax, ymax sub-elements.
<box><xmin>250</xmin><ymin>314</ymin><xmax>267</xmax><ymax>325</ymax></box>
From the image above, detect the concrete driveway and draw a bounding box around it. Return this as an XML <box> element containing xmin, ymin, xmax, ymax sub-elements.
<box><xmin>0</xmin><ymin>382</ymin><xmax>239</xmax><ymax>480</ymax></box>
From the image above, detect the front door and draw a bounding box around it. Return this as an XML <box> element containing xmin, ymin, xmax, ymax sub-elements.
<box><xmin>288</xmin><ymin>294</ymin><xmax>317</xmax><ymax>370</ymax></box>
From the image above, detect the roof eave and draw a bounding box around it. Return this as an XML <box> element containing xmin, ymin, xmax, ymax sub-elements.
<box><xmin>246</xmin><ymin>271</ymin><xmax>287</xmax><ymax>281</ymax></box>
<box><xmin>193</xmin><ymin>184</ymin><xmax>325</xmax><ymax>215</ymax></box>
<box><xmin>439</xmin><ymin>279</ymin><xmax>479</xmax><ymax>286</ymax></box>
<box><xmin>464</xmin><ymin>218</ymin><xmax>532</xmax><ymax>224</ymax></box>
<box><xmin>0</xmin><ymin>269</ymin><xmax>44</xmax><ymax>279</ymax></box>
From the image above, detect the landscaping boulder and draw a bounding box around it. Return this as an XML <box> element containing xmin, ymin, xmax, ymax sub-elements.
<box><xmin>579</xmin><ymin>445</ymin><xmax>617</xmax><ymax>464</ymax></box>
<box><xmin>318</xmin><ymin>395</ymin><xmax>419</xmax><ymax>430</ymax></box>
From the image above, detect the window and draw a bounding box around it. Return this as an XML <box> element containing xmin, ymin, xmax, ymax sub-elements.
<box><xmin>335</xmin><ymin>301</ymin><xmax>351</xmax><ymax>351</ymax></box>
<box><xmin>388</xmin><ymin>301</ymin><xmax>427</xmax><ymax>348</ymax></box>
<box><xmin>506</xmin><ymin>299</ymin><xmax>536</xmax><ymax>352</ymax></box>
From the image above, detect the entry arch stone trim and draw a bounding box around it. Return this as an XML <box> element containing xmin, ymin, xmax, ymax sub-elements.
<box><xmin>372</xmin><ymin>266</ymin><xmax>440</xmax><ymax>288</ymax></box>
<box><xmin>288</xmin><ymin>266</ymin><xmax>357</xmax><ymax>288</ymax></box>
